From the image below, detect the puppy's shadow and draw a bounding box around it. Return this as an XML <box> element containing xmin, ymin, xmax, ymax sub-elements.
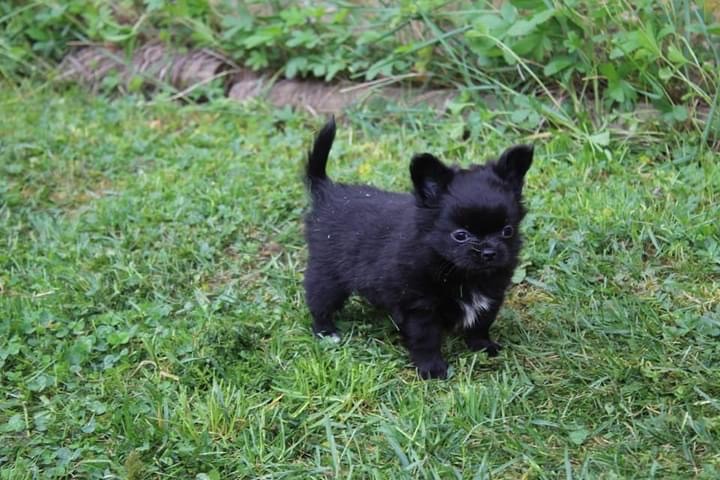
<box><xmin>448</xmin><ymin>307</ymin><xmax>527</xmax><ymax>369</ymax></box>
<box><xmin>335</xmin><ymin>298</ymin><xmax>403</xmax><ymax>349</ymax></box>
<box><xmin>335</xmin><ymin>298</ymin><xmax>516</xmax><ymax>373</ymax></box>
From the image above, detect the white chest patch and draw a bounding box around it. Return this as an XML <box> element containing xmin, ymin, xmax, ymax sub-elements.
<box><xmin>459</xmin><ymin>292</ymin><xmax>493</xmax><ymax>329</ymax></box>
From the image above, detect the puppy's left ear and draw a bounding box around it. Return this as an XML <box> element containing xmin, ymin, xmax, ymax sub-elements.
<box><xmin>493</xmin><ymin>144</ymin><xmax>533</xmax><ymax>191</ymax></box>
<box><xmin>410</xmin><ymin>153</ymin><xmax>454</xmax><ymax>207</ymax></box>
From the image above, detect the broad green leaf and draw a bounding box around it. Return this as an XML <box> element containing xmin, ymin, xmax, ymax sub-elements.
<box><xmin>589</xmin><ymin>131</ymin><xmax>610</xmax><ymax>146</ymax></box>
<box><xmin>659</xmin><ymin>67</ymin><xmax>673</xmax><ymax>81</ymax></box>
<box><xmin>671</xmin><ymin>105</ymin><xmax>688</xmax><ymax>122</ymax></box>
<box><xmin>470</xmin><ymin>14</ymin><xmax>508</xmax><ymax>35</ymax></box>
<box><xmin>107</xmin><ymin>330</ymin><xmax>131</xmax><ymax>346</ymax></box>
<box><xmin>511</xmin><ymin>265</ymin><xmax>526</xmax><ymax>283</ymax></box>
<box><xmin>599</xmin><ymin>63</ymin><xmax>619</xmax><ymax>81</ymax></box>
<box><xmin>4</xmin><ymin>414</ymin><xmax>25</xmax><ymax>433</ymax></box>
<box><xmin>506</xmin><ymin>9</ymin><xmax>555</xmax><ymax>36</ymax></box>
<box><xmin>667</xmin><ymin>44</ymin><xmax>687</xmax><ymax>65</ymax></box>
<box><xmin>544</xmin><ymin>56</ymin><xmax>574</xmax><ymax>76</ymax></box>
<box><xmin>312</xmin><ymin>63</ymin><xmax>325</xmax><ymax>77</ymax></box>
<box><xmin>325</xmin><ymin>62</ymin><xmax>345</xmax><ymax>80</ymax></box>
<box><xmin>569</xmin><ymin>428</ymin><xmax>590</xmax><ymax>445</ymax></box>
<box><xmin>285</xmin><ymin>57</ymin><xmax>308</xmax><ymax>78</ymax></box>
<box><xmin>243</xmin><ymin>26</ymin><xmax>282</xmax><ymax>48</ymax></box>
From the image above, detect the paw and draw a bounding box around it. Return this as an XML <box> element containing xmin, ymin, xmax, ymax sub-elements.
<box><xmin>416</xmin><ymin>358</ymin><xmax>448</xmax><ymax>380</ymax></box>
<box><xmin>313</xmin><ymin>326</ymin><xmax>341</xmax><ymax>343</ymax></box>
<box><xmin>466</xmin><ymin>338</ymin><xmax>502</xmax><ymax>357</ymax></box>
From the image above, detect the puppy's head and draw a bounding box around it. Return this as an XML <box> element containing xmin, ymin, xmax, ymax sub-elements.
<box><xmin>410</xmin><ymin>145</ymin><xmax>533</xmax><ymax>274</ymax></box>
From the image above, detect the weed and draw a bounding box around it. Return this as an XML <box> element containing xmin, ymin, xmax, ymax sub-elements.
<box><xmin>2</xmin><ymin>1</ymin><xmax>718</xmax><ymax>134</ymax></box>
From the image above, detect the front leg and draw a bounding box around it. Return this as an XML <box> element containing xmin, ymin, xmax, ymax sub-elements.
<box><xmin>464</xmin><ymin>306</ymin><xmax>502</xmax><ymax>357</ymax></box>
<box><xmin>399</xmin><ymin>310</ymin><xmax>447</xmax><ymax>380</ymax></box>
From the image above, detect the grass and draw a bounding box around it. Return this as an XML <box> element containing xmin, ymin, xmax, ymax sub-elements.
<box><xmin>0</xmin><ymin>82</ymin><xmax>719</xmax><ymax>479</ymax></box>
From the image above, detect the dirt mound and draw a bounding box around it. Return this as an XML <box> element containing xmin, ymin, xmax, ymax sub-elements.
<box><xmin>59</xmin><ymin>44</ymin><xmax>457</xmax><ymax>113</ymax></box>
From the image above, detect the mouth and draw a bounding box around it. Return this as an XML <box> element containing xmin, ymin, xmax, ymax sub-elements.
<box><xmin>471</xmin><ymin>263</ymin><xmax>499</xmax><ymax>273</ymax></box>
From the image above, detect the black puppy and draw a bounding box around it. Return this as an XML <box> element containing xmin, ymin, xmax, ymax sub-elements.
<box><xmin>303</xmin><ymin>118</ymin><xmax>533</xmax><ymax>379</ymax></box>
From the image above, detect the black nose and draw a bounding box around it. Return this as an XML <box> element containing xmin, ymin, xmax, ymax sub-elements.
<box><xmin>481</xmin><ymin>249</ymin><xmax>496</xmax><ymax>261</ymax></box>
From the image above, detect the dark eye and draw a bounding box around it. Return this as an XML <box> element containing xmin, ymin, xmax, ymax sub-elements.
<box><xmin>501</xmin><ymin>225</ymin><xmax>514</xmax><ymax>238</ymax></box>
<box><xmin>451</xmin><ymin>229</ymin><xmax>470</xmax><ymax>243</ymax></box>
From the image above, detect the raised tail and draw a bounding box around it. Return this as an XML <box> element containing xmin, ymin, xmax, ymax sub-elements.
<box><xmin>306</xmin><ymin>117</ymin><xmax>336</xmax><ymax>193</ymax></box>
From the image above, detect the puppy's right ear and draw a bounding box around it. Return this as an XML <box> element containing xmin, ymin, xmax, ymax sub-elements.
<box><xmin>410</xmin><ymin>153</ymin><xmax>454</xmax><ymax>207</ymax></box>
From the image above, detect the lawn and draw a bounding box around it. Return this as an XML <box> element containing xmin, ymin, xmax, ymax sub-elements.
<box><xmin>0</xmin><ymin>84</ymin><xmax>718</xmax><ymax>478</ymax></box>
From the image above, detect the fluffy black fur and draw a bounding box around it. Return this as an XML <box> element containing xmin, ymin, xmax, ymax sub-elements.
<box><xmin>303</xmin><ymin>117</ymin><xmax>533</xmax><ymax>379</ymax></box>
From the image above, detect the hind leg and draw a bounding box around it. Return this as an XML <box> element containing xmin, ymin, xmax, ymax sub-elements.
<box><xmin>304</xmin><ymin>269</ymin><xmax>348</xmax><ymax>341</ymax></box>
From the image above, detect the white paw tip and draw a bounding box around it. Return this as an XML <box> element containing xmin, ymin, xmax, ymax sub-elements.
<box><xmin>316</xmin><ymin>332</ymin><xmax>341</xmax><ymax>343</ymax></box>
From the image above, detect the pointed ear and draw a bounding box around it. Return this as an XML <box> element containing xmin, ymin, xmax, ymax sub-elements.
<box><xmin>493</xmin><ymin>144</ymin><xmax>534</xmax><ymax>189</ymax></box>
<box><xmin>410</xmin><ymin>153</ymin><xmax>454</xmax><ymax>207</ymax></box>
